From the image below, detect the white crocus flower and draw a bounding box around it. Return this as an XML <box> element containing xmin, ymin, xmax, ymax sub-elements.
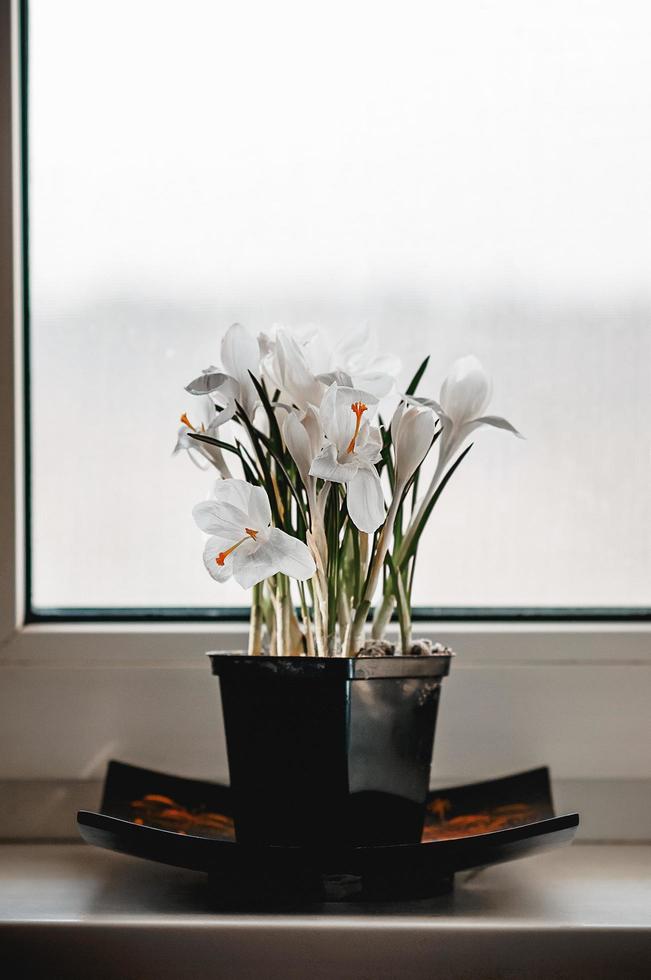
<box><xmin>283</xmin><ymin>404</ymin><xmax>330</xmax><ymax>554</ymax></box>
<box><xmin>282</xmin><ymin>407</ymin><xmax>323</xmax><ymax>505</ymax></box>
<box><xmin>193</xmin><ymin>480</ymin><xmax>315</xmax><ymax>589</ymax></box>
<box><xmin>396</xmin><ymin>354</ymin><xmax>522</xmax><ymax>569</ymax></box>
<box><xmin>185</xmin><ymin>323</ymin><xmax>261</xmax><ymax>424</ymax></box>
<box><xmin>325</xmin><ymin>325</ymin><xmax>402</xmax><ymax>399</ymax></box>
<box><xmin>309</xmin><ymin>384</ymin><xmax>385</xmax><ymax>533</ymax></box>
<box><xmin>390</xmin><ymin>402</ymin><xmax>437</xmax><ymax>488</ymax></box>
<box><xmin>416</xmin><ymin>355</ymin><xmax>521</xmax><ymax>470</ymax></box>
<box><xmin>259</xmin><ymin>327</ymin><xmax>324</xmax><ymax>412</ymax></box>
<box><xmin>373</xmin><ymin>358</ymin><xmax>521</xmax><ymax>642</ymax></box>
<box><xmin>352</xmin><ymin>402</ymin><xmax>436</xmax><ymax>631</ymax></box>
<box><xmin>261</xmin><ymin>324</ymin><xmax>402</xmax><ymax>410</ymax></box>
<box><xmin>173</xmin><ymin>397</ymin><xmax>231</xmax><ymax>479</ymax></box>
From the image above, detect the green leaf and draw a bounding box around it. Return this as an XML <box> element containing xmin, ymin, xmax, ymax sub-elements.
<box><xmin>235</xmin><ymin>439</ymin><xmax>261</xmax><ymax>485</ymax></box>
<box><xmin>405</xmin><ymin>355</ymin><xmax>430</xmax><ymax>396</ymax></box>
<box><xmin>235</xmin><ymin>402</ymin><xmax>284</xmax><ymax>526</ymax></box>
<box><xmin>376</xmin><ymin>417</ymin><xmax>395</xmax><ymax>486</ymax></box>
<box><xmin>256</xmin><ymin>429</ymin><xmax>310</xmax><ymax>531</ymax></box>
<box><xmin>248</xmin><ymin>372</ymin><xmax>284</xmax><ymax>451</ymax></box>
<box><xmin>186</xmin><ymin>431</ymin><xmax>242</xmax><ymax>459</ymax></box>
<box><xmin>235</xmin><ymin>438</ymin><xmax>262</xmax><ymax>476</ymax></box>
<box><xmin>401</xmin><ymin>443</ymin><xmax>474</xmax><ymax>566</ymax></box>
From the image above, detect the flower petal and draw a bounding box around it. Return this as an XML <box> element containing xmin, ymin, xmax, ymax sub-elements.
<box><xmin>192</xmin><ymin>499</ymin><xmax>249</xmax><ymax>538</ymax></box>
<box><xmin>347</xmin><ymin>466</ymin><xmax>385</xmax><ymax>533</ymax></box>
<box><xmin>350</xmin><ymin>370</ymin><xmax>396</xmax><ymax>399</ymax></box>
<box><xmin>319</xmin><ymin>383</ymin><xmax>379</xmax><ymax>450</ymax></box>
<box><xmin>212</xmin><ymin>400</ymin><xmax>237</xmax><ymax>427</ymax></box>
<box><xmin>389</xmin><ymin>402</ymin><xmax>404</xmax><ymax>443</ymax></box>
<box><xmin>309</xmin><ymin>443</ymin><xmax>359</xmax><ymax>483</ymax></box>
<box><xmin>333</xmin><ymin>325</ymin><xmax>376</xmax><ymax>374</ymax></box>
<box><xmin>233</xmin><ymin>528</ymin><xmax>315</xmax><ymax>588</ymax></box>
<box><xmin>332</xmin><ymin>325</ymin><xmax>401</xmax><ymax>395</ymax></box>
<box><xmin>211</xmin><ymin>479</ymin><xmax>255</xmax><ymax>512</ymax></box>
<box><xmin>173</xmin><ymin>425</ymin><xmax>191</xmax><ymax>455</ymax></box>
<box><xmin>203</xmin><ymin>536</ymin><xmax>237</xmax><ymax>582</ymax></box>
<box><xmin>355</xmin><ymin>422</ymin><xmax>383</xmax><ymax>462</ymax></box>
<box><xmin>317</xmin><ymin>383</ymin><xmax>340</xmax><ymax>444</ymax></box>
<box><xmin>439</xmin><ymin>355</ymin><xmax>492</xmax><ymax>425</ymax></box>
<box><xmin>470</xmin><ymin>415</ymin><xmax>523</xmax><ymax>438</ymax></box>
<box><xmin>283</xmin><ymin>410</ymin><xmax>314</xmax><ymax>486</ymax></box>
<box><xmin>316</xmin><ymin>369</ymin><xmax>354</xmax><ymax>388</ymax></box>
<box><xmin>221</xmin><ymin>323</ymin><xmax>260</xmax><ymax>383</ymax></box>
<box><xmin>247</xmin><ymin>485</ymin><xmax>273</xmax><ymax>530</ymax></box>
<box><xmin>275</xmin><ymin>328</ymin><xmax>324</xmax><ymax>409</ymax></box>
<box><xmin>267</xmin><ymin>527</ymin><xmax>316</xmax><ymax>580</ymax></box>
<box><xmin>185</xmin><ymin>372</ymin><xmax>233</xmax><ymax>395</ymax></box>
<box><xmin>220</xmin><ymin>323</ymin><xmax>260</xmax><ymax>416</ymax></box>
<box><xmin>302</xmin><ymin>405</ymin><xmax>324</xmax><ymax>457</ymax></box>
<box><xmin>394</xmin><ymin>406</ymin><xmax>437</xmax><ymax>485</ymax></box>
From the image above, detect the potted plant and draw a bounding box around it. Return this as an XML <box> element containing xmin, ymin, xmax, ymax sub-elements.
<box><xmin>176</xmin><ymin>324</ymin><xmax>520</xmax><ymax>847</ymax></box>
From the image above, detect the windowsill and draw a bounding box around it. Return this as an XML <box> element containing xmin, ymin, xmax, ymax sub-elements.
<box><xmin>1</xmin><ymin>843</ymin><xmax>649</xmax><ymax>979</ymax></box>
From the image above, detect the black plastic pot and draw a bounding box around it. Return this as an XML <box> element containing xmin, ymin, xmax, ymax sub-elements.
<box><xmin>209</xmin><ymin>652</ymin><xmax>453</xmax><ymax>847</ymax></box>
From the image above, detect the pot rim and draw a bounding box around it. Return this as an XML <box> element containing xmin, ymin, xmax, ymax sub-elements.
<box><xmin>207</xmin><ymin>650</ymin><xmax>454</xmax><ymax>680</ymax></box>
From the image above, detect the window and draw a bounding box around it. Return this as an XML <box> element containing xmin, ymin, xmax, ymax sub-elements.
<box><xmin>25</xmin><ymin>0</ymin><xmax>651</xmax><ymax>620</ymax></box>
<box><xmin>2</xmin><ymin>0</ymin><xmax>650</xmax><ymax>821</ymax></box>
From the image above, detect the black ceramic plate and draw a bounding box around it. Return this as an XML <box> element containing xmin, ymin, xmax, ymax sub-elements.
<box><xmin>78</xmin><ymin>762</ymin><xmax>578</xmax><ymax>901</ymax></box>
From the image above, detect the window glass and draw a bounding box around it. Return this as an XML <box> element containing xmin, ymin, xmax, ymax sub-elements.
<box><xmin>29</xmin><ymin>0</ymin><xmax>651</xmax><ymax>610</ymax></box>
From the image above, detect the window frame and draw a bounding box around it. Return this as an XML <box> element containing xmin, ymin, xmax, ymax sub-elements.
<box><xmin>1</xmin><ymin>0</ymin><xmax>650</xmax><ymax>817</ymax></box>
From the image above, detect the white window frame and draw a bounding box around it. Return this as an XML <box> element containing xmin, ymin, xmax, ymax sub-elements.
<box><xmin>1</xmin><ymin>0</ymin><xmax>650</xmax><ymax>840</ymax></box>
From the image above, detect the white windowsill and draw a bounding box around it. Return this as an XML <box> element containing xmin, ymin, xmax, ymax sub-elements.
<box><xmin>1</xmin><ymin>843</ymin><xmax>649</xmax><ymax>979</ymax></box>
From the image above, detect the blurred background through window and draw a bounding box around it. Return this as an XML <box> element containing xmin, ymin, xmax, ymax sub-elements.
<box><xmin>28</xmin><ymin>0</ymin><xmax>651</xmax><ymax>611</ymax></box>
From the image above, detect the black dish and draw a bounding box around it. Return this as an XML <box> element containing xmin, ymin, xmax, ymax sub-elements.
<box><xmin>77</xmin><ymin>762</ymin><xmax>579</xmax><ymax>902</ymax></box>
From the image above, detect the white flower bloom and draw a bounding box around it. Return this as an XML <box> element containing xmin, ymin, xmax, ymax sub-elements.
<box><xmin>259</xmin><ymin>326</ymin><xmax>324</xmax><ymax>412</ymax></box>
<box><xmin>185</xmin><ymin>323</ymin><xmax>261</xmax><ymax>423</ymax></box>
<box><xmin>282</xmin><ymin>406</ymin><xmax>323</xmax><ymax>495</ymax></box>
<box><xmin>393</xmin><ymin>355</ymin><xmax>522</xmax><ymax>577</ymax></box>
<box><xmin>390</xmin><ymin>402</ymin><xmax>437</xmax><ymax>487</ymax></box>
<box><xmin>327</xmin><ymin>325</ymin><xmax>401</xmax><ymax>399</ymax></box>
<box><xmin>352</xmin><ymin>403</ymin><xmax>435</xmax><ymax>615</ymax></box>
<box><xmin>413</xmin><ymin>355</ymin><xmax>521</xmax><ymax>467</ymax></box>
<box><xmin>261</xmin><ymin>323</ymin><xmax>401</xmax><ymax>410</ymax></box>
<box><xmin>174</xmin><ymin>397</ymin><xmax>231</xmax><ymax>479</ymax></box>
<box><xmin>309</xmin><ymin>383</ymin><xmax>385</xmax><ymax>533</ymax></box>
<box><xmin>193</xmin><ymin>480</ymin><xmax>315</xmax><ymax>589</ymax></box>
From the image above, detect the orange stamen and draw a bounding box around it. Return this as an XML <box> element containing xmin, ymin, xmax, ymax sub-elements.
<box><xmin>180</xmin><ymin>412</ymin><xmax>195</xmax><ymax>431</ymax></box>
<box><xmin>346</xmin><ymin>401</ymin><xmax>368</xmax><ymax>453</ymax></box>
<box><xmin>216</xmin><ymin>529</ymin><xmax>258</xmax><ymax>566</ymax></box>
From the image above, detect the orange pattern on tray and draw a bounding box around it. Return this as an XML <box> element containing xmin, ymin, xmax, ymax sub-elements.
<box><xmin>422</xmin><ymin>798</ymin><xmax>541</xmax><ymax>841</ymax></box>
<box><xmin>129</xmin><ymin>794</ymin><xmax>235</xmax><ymax>840</ymax></box>
<box><xmin>129</xmin><ymin>792</ymin><xmax>542</xmax><ymax>843</ymax></box>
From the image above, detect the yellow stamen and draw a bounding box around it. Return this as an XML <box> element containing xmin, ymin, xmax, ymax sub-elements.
<box><xmin>346</xmin><ymin>401</ymin><xmax>368</xmax><ymax>453</ymax></box>
<box><xmin>215</xmin><ymin>528</ymin><xmax>258</xmax><ymax>566</ymax></box>
<box><xmin>180</xmin><ymin>412</ymin><xmax>195</xmax><ymax>431</ymax></box>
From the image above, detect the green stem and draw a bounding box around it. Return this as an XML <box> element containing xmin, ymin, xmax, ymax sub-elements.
<box><xmin>371</xmin><ymin>592</ymin><xmax>396</xmax><ymax>640</ymax></box>
<box><xmin>386</xmin><ymin>554</ymin><xmax>411</xmax><ymax>655</ymax></box>
<box><xmin>248</xmin><ymin>582</ymin><xmax>263</xmax><ymax>655</ymax></box>
<box><xmin>298</xmin><ymin>581</ymin><xmax>316</xmax><ymax>656</ymax></box>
